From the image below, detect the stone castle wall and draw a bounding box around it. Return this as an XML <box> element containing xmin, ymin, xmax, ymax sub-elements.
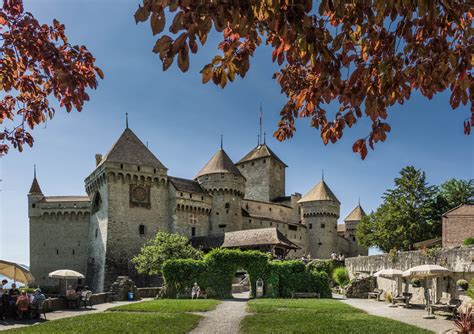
<box><xmin>345</xmin><ymin>246</ymin><xmax>474</xmax><ymax>303</ymax></box>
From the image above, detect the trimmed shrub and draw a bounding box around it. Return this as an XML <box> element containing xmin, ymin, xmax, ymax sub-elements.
<box><xmin>457</xmin><ymin>279</ymin><xmax>469</xmax><ymax>291</ymax></box>
<box><xmin>463</xmin><ymin>237</ymin><xmax>474</xmax><ymax>246</ymax></box>
<box><xmin>332</xmin><ymin>267</ymin><xmax>350</xmax><ymax>287</ymax></box>
<box><xmin>468</xmin><ymin>278</ymin><xmax>474</xmax><ymax>299</ymax></box>
<box><xmin>162</xmin><ymin>249</ymin><xmax>331</xmax><ymax>299</ymax></box>
<box><xmin>306</xmin><ymin>259</ymin><xmax>338</xmax><ymax>277</ymax></box>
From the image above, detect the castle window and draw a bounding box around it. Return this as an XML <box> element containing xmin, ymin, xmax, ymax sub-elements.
<box><xmin>309</xmin><ymin>224</ymin><xmax>313</xmax><ymax>229</ymax></box>
<box><xmin>225</xmin><ymin>203</ymin><xmax>230</xmax><ymax>209</ymax></box>
<box><xmin>191</xmin><ymin>227</ymin><xmax>196</xmax><ymax>237</ymax></box>
<box><xmin>32</xmin><ymin>204</ymin><xmax>36</xmax><ymax>208</ymax></box>
<box><xmin>318</xmin><ymin>242</ymin><xmax>322</xmax><ymax>245</ymax></box>
<box><xmin>353</xmin><ymin>236</ymin><xmax>356</xmax><ymax>241</ymax></box>
<box><xmin>221</xmin><ymin>173</ymin><xmax>224</xmax><ymax>179</ymax></box>
<box><xmin>321</xmin><ymin>224</ymin><xmax>325</xmax><ymax>228</ymax></box>
<box><xmin>263</xmin><ymin>159</ymin><xmax>266</xmax><ymax>163</ymax></box>
<box><xmin>201</xmin><ymin>196</ymin><xmax>204</xmax><ymax>200</ymax></box>
<box><xmin>120</xmin><ymin>164</ymin><xmax>123</xmax><ymax>169</ymax></box>
<box><xmin>154</xmin><ymin>169</ymin><xmax>156</xmax><ymax>173</ymax></box>
<box><xmin>216</xmin><ymin>212</ymin><xmax>219</xmax><ymax>215</ymax></box>
<box><xmin>139</xmin><ymin>224</ymin><xmax>146</xmax><ymax>235</ymax></box>
<box><xmin>251</xmin><ymin>162</ymin><xmax>254</xmax><ymax>166</ymax></box>
<box><xmin>56</xmin><ymin>249</ymin><xmax>59</xmax><ymax>255</ymax></box>
<box><xmin>218</xmin><ymin>224</ymin><xmax>226</xmax><ymax>228</ymax></box>
<box><xmin>289</xmin><ymin>225</ymin><xmax>297</xmax><ymax>231</ymax></box>
<box><xmin>269</xmin><ymin>207</ymin><xmax>272</xmax><ymax>211</ymax></box>
<box><xmin>300</xmin><ymin>236</ymin><xmax>302</xmax><ymax>240</ymax></box>
<box><xmin>242</xmin><ymin>164</ymin><xmax>244</xmax><ymax>168</ymax></box>
<box><xmin>189</xmin><ymin>194</ymin><xmax>193</xmax><ymax>198</ymax></box>
<box><xmin>226</xmin><ymin>210</ymin><xmax>229</xmax><ymax>214</ymax></box>
<box><xmin>72</xmin><ymin>249</ymin><xmax>75</xmax><ymax>255</ymax></box>
<box><xmin>137</xmin><ymin>166</ymin><xmax>140</xmax><ymax>171</ymax></box>
<box><xmin>95</xmin><ymin>228</ymin><xmax>98</xmax><ymax>238</ymax></box>
<box><xmin>270</xmin><ymin>222</ymin><xmax>273</xmax><ymax>226</ymax></box>
<box><xmin>249</xmin><ymin>219</ymin><xmax>251</xmax><ymax>223</ymax></box>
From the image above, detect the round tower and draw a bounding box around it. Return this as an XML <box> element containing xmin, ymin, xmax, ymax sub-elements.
<box><xmin>298</xmin><ymin>179</ymin><xmax>340</xmax><ymax>259</ymax></box>
<box><xmin>195</xmin><ymin>149</ymin><xmax>245</xmax><ymax>235</ymax></box>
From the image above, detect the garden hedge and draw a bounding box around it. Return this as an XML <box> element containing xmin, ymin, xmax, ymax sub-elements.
<box><xmin>162</xmin><ymin>249</ymin><xmax>331</xmax><ymax>299</ymax></box>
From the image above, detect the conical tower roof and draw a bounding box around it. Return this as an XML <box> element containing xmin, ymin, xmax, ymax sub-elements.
<box><xmin>236</xmin><ymin>144</ymin><xmax>287</xmax><ymax>167</ymax></box>
<box><xmin>298</xmin><ymin>180</ymin><xmax>340</xmax><ymax>203</ymax></box>
<box><xmin>344</xmin><ymin>204</ymin><xmax>366</xmax><ymax>221</ymax></box>
<box><xmin>99</xmin><ymin>128</ymin><xmax>166</xmax><ymax>169</ymax></box>
<box><xmin>195</xmin><ymin>149</ymin><xmax>243</xmax><ymax>179</ymax></box>
<box><xmin>28</xmin><ymin>177</ymin><xmax>43</xmax><ymax>194</ymax></box>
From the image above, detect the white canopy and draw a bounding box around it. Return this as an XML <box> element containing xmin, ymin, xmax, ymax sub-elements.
<box><xmin>48</xmin><ymin>269</ymin><xmax>85</xmax><ymax>280</ymax></box>
<box><xmin>374</xmin><ymin>269</ymin><xmax>404</xmax><ymax>278</ymax></box>
<box><xmin>0</xmin><ymin>260</ymin><xmax>35</xmax><ymax>285</ymax></box>
<box><xmin>402</xmin><ymin>265</ymin><xmax>451</xmax><ymax>279</ymax></box>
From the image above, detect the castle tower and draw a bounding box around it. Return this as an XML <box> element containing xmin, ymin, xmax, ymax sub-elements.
<box><xmin>343</xmin><ymin>202</ymin><xmax>368</xmax><ymax>256</ymax></box>
<box><xmin>195</xmin><ymin>149</ymin><xmax>245</xmax><ymax>234</ymax></box>
<box><xmin>235</xmin><ymin>143</ymin><xmax>287</xmax><ymax>202</ymax></box>
<box><xmin>298</xmin><ymin>179</ymin><xmax>340</xmax><ymax>259</ymax></box>
<box><xmin>85</xmin><ymin>126</ymin><xmax>170</xmax><ymax>292</ymax></box>
<box><xmin>28</xmin><ymin>166</ymin><xmax>44</xmax><ymax>218</ymax></box>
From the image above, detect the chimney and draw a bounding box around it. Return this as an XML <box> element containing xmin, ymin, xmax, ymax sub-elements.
<box><xmin>95</xmin><ymin>154</ymin><xmax>102</xmax><ymax>166</ymax></box>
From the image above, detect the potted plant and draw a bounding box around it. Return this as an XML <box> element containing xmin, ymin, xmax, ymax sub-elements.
<box><xmin>411</xmin><ymin>279</ymin><xmax>421</xmax><ymax>288</ymax></box>
<box><xmin>457</xmin><ymin>279</ymin><xmax>469</xmax><ymax>291</ymax></box>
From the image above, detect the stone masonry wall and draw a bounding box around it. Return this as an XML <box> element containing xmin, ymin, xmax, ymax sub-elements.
<box><xmin>345</xmin><ymin>246</ymin><xmax>474</xmax><ymax>303</ymax></box>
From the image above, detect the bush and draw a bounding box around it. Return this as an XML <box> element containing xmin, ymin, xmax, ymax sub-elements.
<box><xmin>332</xmin><ymin>267</ymin><xmax>350</xmax><ymax>287</ymax></box>
<box><xmin>468</xmin><ymin>278</ymin><xmax>474</xmax><ymax>299</ymax></box>
<box><xmin>463</xmin><ymin>237</ymin><xmax>474</xmax><ymax>246</ymax></box>
<box><xmin>162</xmin><ymin>249</ymin><xmax>331</xmax><ymax>299</ymax></box>
<box><xmin>306</xmin><ymin>259</ymin><xmax>338</xmax><ymax>278</ymax></box>
<box><xmin>457</xmin><ymin>279</ymin><xmax>469</xmax><ymax>291</ymax></box>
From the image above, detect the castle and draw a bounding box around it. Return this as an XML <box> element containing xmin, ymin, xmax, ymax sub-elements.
<box><xmin>28</xmin><ymin>126</ymin><xmax>367</xmax><ymax>292</ymax></box>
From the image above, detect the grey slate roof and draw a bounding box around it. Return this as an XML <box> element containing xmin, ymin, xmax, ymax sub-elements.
<box><xmin>236</xmin><ymin>144</ymin><xmax>287</xmax><ymax>167</ymax></box>
<box><xmin>298</xmin><ymin>180</ymin><xmax>340</xmax><ymax>204</ymax></box>
<box><xmin>99</xmin><ymin>128</ymin><xmax>167</xmax><ymax>169</ymax></box>
<box><xmin>169</xmin><ymin>176</ymin><xmax>206</xmax><ymax>194</ymax></box>
<box><xmin>189</xmin><ymin>228</ymin><xmax>299</xmax><ymax>251</ymax></box>
<box><xmin>344</xmin><ymin>205</ymin><xmax>366</xmax><ymax>221</ymax></box>
<box><xmin>194</xmin><ymin>149</ymin><xmax>242</xmax><ymax>178</ymax></box>
<box><xmin>29</xmin><ymin>178</ymin><xmax>43</xmax><ymax>194</ymax></box>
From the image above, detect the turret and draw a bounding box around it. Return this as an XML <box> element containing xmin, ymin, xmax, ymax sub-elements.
<box><xmin>343</xmin><ymin>202</ymin><xmax>368</xmax><ymax>256</ymax></box>
<box><xmin>28</xmin><ymin>165</ymin><xmax>44</xmax><ymax>218</ymax></box>
<box><xmin>298</xmin><ymin>179</ymin><xmax>340</xmax><ymax>259</ymax></box>
<box><xmin>195</xmin><ymin>148</ymin><xmax>245</xmax><ymax>234</ymax></box>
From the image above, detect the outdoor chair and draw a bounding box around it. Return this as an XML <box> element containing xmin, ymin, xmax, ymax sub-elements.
<box><xmin>66</xmin><ymin>295</ymin><xmax>79</xmax><ymax>309</ymax></box>
<box><xmin>392</xmin><ymin>292</ymin><xmax>413</xmax><ymax>308</ymax></box>
<box><xmin>32</xmin><ymin>299</ymin><xmax>48</xmax><ymax>320</ymax></box>
<box><xmin>367</xmin><ymin>289</ymin><xmax>383</xmax><ymax>301</ymax></box>
<box><xmin>16</xmin><ymin>300</ymin><xmax>29</xmax><ymax>320</ymax></box>
<box><xmin>430</xmin><ymin>298</ymin><xmax>461</xmax><ymax>317</ymax></box>
<box><xmin>81</xmin><ymin>291</ymin><xmax>93</xmax><ymax>308</ymax></box>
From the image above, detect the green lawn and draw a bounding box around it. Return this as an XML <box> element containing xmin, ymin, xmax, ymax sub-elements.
<box><xmin>108</xmin><ymin>299</ymin><xmax>220</xmax><ymax>313</ymax></box>
<box><xmin>6</xmin><ymin>299</ymin><xmax>220</xmax><ymax>334</ymax></box>
<box><xmin>6</xmin><ymin>312</ymin><xmax>201</xmax><ymax>334</ymax></box>
<box><xmin>241</xmin><ymin>299</ymin><xmax>433</xmax><ymax>334</ymax></box>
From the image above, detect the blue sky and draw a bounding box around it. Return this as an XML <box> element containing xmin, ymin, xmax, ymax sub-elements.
<box><xmin>1</xmin><ymin>0</ymin><xmax>472</xmax><ymax>265</ymax></box>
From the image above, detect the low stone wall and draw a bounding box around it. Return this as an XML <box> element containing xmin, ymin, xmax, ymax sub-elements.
<box><xmin>46</xmin><ymin>292</ymin><xmax>115</xmax><ymax>312</ymax></box>
<box><xmin>345</xmin><ymin>246</ymin><xmax>474</xmax><ymax>304</ymax></box>
<box><xmin>137</xmin><ymin>287</ymin><xmax>161</xmax><ymax>298</ymax></box>
<box><xmin>345</xmin><ymin>277</ymin><xmax>376</xmax><ymax>299</ymax></box>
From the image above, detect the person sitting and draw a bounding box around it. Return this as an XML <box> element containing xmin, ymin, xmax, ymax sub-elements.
<box><xmin>30</xmin><ymin>289</ymin><xmax>46</xmax><ymax>318</ymax></box>
<box><xmin>66</xmin><ymin>285</ymin><xmax>79</xmax><ymax>308</ymax></box>
<box><xmin>8</xmin><ymin>283</ymin><xmax>20</xmax><ymax>300</ymax></box>
<box><xmin>16</xmin><ymin>291</ymin><xmax>29</xmax><ymax>319</ymax></box>
<box><xmin>191</xmin><ymin>283</ymin><xmax>200</xmax><ymax>300</ymax></box>
<box><xmin>0</xmin><ymin>285</ymin><xmax>6</xmax><ymax>320</ymax></box>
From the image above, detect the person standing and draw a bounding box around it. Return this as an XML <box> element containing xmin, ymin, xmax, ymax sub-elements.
<box><xmin>191</xmin><ymin>283</ymin><xmax>200</xmax><ymax>299</ymax></box>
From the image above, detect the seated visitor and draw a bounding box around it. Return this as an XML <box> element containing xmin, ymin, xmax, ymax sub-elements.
<box><xmin>8</xmin><ymin>283</ymin><xmax>20</xmax><ymax>302</ymax></box>
<box><xmin>16</xmin><ymin>291</ymin><xmax>29</xmax><ymax>319</ymax></box>
<box><xmin>0</xmin><ymin>285</ymin><xmax>6</xmax><ymax>320</ymax></box>
<box><xmin>66</xmin><ymin>285</ymin><xmax>77</xmax><ymax>298</ymax></box>
<box><xmin>331</xmin><ymin>252</ymin><xmax>338</xmax><ymax>260</ymax></box>
<box><xmin>1</xmin><ymin>279</ymin><xmax>7</xmax><ymax>287</ymax></box>
<box><xmin>30</xmin><ymin>288</ymin><xmax>46</xmax><ymax>318</ymax></box>
<box><xmin>191</xmin><ymin>282</ymin><xmax>200</xmax><ymax>299</ymax></box>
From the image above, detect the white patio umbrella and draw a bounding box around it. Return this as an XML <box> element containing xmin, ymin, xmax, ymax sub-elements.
<box><xmin>48</xmin><ymin>269</ymin><xmax>85</xmax><ymax>295</ymax></box>
<box><xmin>0</xmin><ymin>260</ymin><xmax>35</xmax><ymax>285</ymax></box>
<box><xmin>402</xmin><ymin>264</ymin><xmax>451</xmax><ymax>319</ymax></box>
<box><xmin>375</xmin><ymin>269</ymin><xmax>404</xmax><ymax>306</ymax></box>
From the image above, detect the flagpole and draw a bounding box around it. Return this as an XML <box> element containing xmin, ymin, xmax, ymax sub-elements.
<box><xmin>259</xmin><ymin>103</ymin><xmax>263</xmax><ymax>145</ymax></box>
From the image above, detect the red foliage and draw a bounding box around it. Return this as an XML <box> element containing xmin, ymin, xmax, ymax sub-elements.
<box><xmin>135</xmin><ymin>0</ymin><xmax>473</xmax><ymax>159</ymax></box>
<box><xmin>0</xmin><ymin>0</ymin><xmax>102</xmax><ymax>156</ymax></box>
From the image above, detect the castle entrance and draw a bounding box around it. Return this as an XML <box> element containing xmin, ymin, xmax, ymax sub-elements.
<box><xmin>232</xmin><ymin>270</ymin><xmax>250</xmax><ymax>299</ymax></box>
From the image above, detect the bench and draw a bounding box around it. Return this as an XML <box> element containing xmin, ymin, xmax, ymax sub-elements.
<box><xmin>367</xmin><ymin>289</ymin><xmax>383</xmax><ymax>301</ymax></box>
<box><xmin>291</xmin><ymin>292</ymin><xmax>320</xmax><ymax>298</ymax></box>
<box><xmin>430</xmin><ymin>299</ymin><xmax>461</xmax><ymax>317</ymax></box>
<box><xmin>392</xmin><ymin>293</ymin><xmax>413</xmax><ymax>308</ymax></box>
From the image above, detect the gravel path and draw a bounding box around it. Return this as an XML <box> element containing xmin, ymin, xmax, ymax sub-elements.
<box><xmin>190</xmin><ymin>293</ymin><xmax>249</xmax><ymax>334</ymax></box>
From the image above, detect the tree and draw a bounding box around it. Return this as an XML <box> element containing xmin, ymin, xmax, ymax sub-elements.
<box><xmin>356</xmin><ymin>166</ymin><xmax>439</xmax><ymax>252</ymax></box>
<box><xmin>134</xmin><ymin>1</ymin><xmax>473</xmax><ymax>159</ymax></box>
<box><xmin>437</xmin><ymin>178</ymin><xmax>474</xmax><ymax>210</ymax></box>
<box><xmin>0</xmin><ymin>0</ymin><xmax>102</xmax><ymax>156</ymax></box>
<box><xmin>132</xmin><ymin>231</ymin><xmax>203</xmax><ymax>276</ymax></box>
